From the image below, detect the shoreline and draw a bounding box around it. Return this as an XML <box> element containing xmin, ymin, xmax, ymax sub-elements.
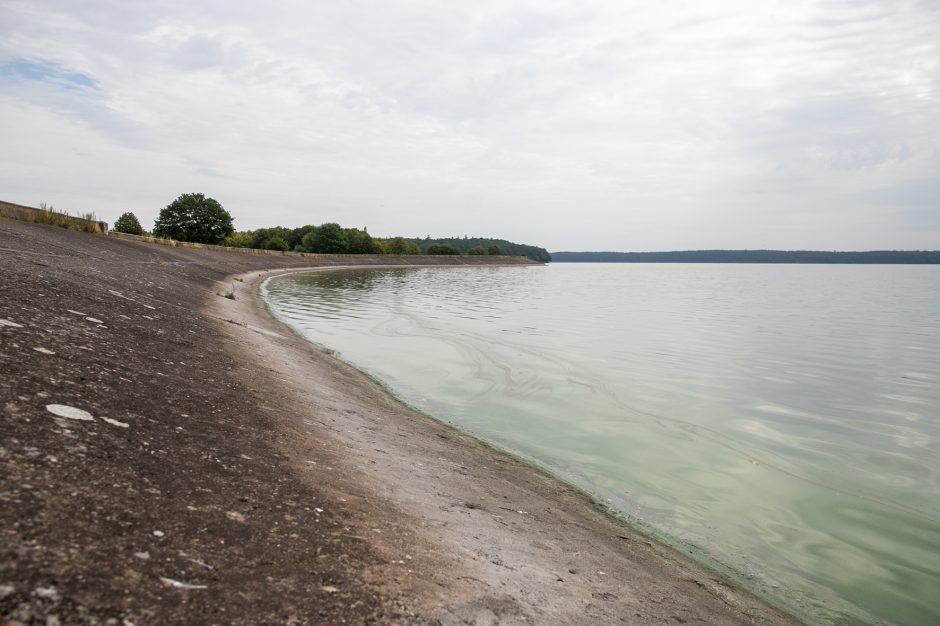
<box><xmin>255</xmin><ymin>267</ymin><xmax>794</xmax><ymax>617</ymax></box>
<box><xmin>222</xmin><ymin>266</ymin><xmax>802</xmax><ymax>624</ymax></box>
<box><xmin>1</xmin><ymin>220</ymin><xmax>799</xmax><ymax>624</ymax></box>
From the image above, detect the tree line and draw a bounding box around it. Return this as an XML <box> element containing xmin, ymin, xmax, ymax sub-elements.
<box><xmin>112</xmin><ymin>192</ymin><xmax>550</xmax><ymax>259</ymax></box>
<box><xmin>410</xmin><ymin>237</ymin><xmax>552</xmax><ymax>262</ymax></box>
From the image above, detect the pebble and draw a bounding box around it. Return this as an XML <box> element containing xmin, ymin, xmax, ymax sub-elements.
<box><xmin>33</xmin><ymin>347</ymin><xmax>56</xmax><ymax>355</ymax></box>
<box><xmin>133</xmin><ymin>552</ymin><xmax>150</xmax><ymax>560</ymax></box>
<box><xmin>85</xmin><ymin>317</ymin><xmax>103</xmax><ymax>324</ymax></box>
<box><xmin>159</xmin><ymin>577</ymin><xmax>207</xmax><ymax>590</ymax></box>
<box><xmin>32</xmin><ymin>586</ymin><xmax>59</xmax><ymax>600</ymax></box>
<box><xmin>46</xmin><ymin>405</ymin><xmax>94</xmax><ymax>421</ymax></box>
<box><xmin>152</xmin><ymin>530</ymin><xmax>165</xmax><ymax>538</ymax></box>
<box><xmin>0</xmin><ymin>318</ymin><xmax>23</xmax><ymax>328</ymax></box>
<box><xmin>0</xmin><ymin>584</ymin><xmax>14</xmax><ymax>598</ymax></box>
<box><xmin>100</xmin><ymin>416</ymin><xmax>129</xmax><ymax>428</ymax></box>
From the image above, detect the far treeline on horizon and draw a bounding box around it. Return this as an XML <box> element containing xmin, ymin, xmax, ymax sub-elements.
<box><xmin>552</xmin><ymin>250</ymin><xmax>940</xmax><ymax>264</ymax></box>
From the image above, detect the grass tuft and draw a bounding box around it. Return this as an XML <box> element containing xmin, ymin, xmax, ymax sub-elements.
<box><xmin>33</xmin><ymin>202</ymin><xmax>102</xmax><ymax>233</ymax></box>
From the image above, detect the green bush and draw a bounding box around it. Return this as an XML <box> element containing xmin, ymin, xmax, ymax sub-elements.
<box><xmin>222</xmin><ymin>231</ymin><xmax>253</xmax><ymax>247</ymax></box>
<box><xmin>113</xmin><ymin>212</ymin><xmax>144</xmax><ymax>235</ymax></box>
<box><xmin>427</xmin><ymin>243</ymin><xmax>460</xmax><ymax>255</ymax></box>
<box><xmin>386</xmin><ymin>237</ymin><xmax>421</xmax><ymax>255</ymax></box>
<box><xmin>264</xmin><ymin>236</ymin><xmax>289</xmax><ymax>251</ymax></box>
<box><xmin>153</xmin><ymin>193</ymin><xmax>234</xmax><ymax>244</ymax></box>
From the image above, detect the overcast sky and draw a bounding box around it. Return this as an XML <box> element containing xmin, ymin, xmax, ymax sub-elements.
<box><xmin>1</xmin><ymin>1</ymin><xmax>938</xmax><ymax>251</ymax></box>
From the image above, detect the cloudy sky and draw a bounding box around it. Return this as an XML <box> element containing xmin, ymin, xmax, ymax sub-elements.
<box><xmin>1</xmin><ymin>1</ymin><xmax>937</xmax><ymax>251</ymax></box>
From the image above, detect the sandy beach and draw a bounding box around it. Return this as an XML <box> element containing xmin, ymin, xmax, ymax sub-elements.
<box><xmin>1</xmin><ymin>219</ymin><xmax>797</xmax><ymax>624</ymax></box>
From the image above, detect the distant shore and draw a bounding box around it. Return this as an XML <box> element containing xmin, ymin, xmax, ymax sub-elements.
<box><xmin>1</xmin><ymin>219</ymin><xmax>798</xmax><ymax>624</ymax></box>
<box><xmin>552</xmin><ymin>250</ymin><xmax>940</xmax><ymax>263</ymax></box>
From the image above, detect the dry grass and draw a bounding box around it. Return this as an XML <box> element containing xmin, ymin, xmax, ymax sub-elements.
<box><xmin>33</xmin><ymin>202</ymin><xmax>102</xmax><ymax>234</ymax></box>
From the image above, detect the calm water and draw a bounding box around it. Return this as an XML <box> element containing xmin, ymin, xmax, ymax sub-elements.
<box><xmin>262</xmin><ymin>264</ymin><xmax>940</xmax><ymax>625</ymax></box>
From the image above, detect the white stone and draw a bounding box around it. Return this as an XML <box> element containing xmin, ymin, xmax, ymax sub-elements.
<box><xmin>159</xmin><ymin>577</ymin><xmax>207</xmax><ymax>590</ymax></box>
<box><xmin>100</xmin><ymin>416</ymin><xmax>129</xmax><ymax>428</ymax></box>
<box><xmin>0</xmin><ymin>318</ymin><xmax>23</xmax><ymax>328</ymax></box>
<box><xmin>46</xmin><ymin>404</ymin><xmax>94</xmax><ymax>421</ymax></box>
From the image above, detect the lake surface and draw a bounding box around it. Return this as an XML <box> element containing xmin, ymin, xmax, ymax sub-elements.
<box><xmin>262</xmin><ymin>264</ymin><xmax>940</xmax><ymax>625</ymax></box>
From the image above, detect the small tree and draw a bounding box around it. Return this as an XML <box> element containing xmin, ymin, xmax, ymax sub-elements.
<box><xmin>113</xmin><ymin>212</ymin><xmax>144</xmax><ymax>235</ymax></box>
<box><xmin>487</xmin><ymin>245</ymin><xmax>501</xmax><ymax>255</ymax></box>
<box><xmin>468</xmin><ymin>246</ymin><xmax>486</xmax><ymax>255</ymax></box>
<box><xmin>153</xmin><ymin>193</ymin><xmax>234</xmax><ymax>244</ymax></box>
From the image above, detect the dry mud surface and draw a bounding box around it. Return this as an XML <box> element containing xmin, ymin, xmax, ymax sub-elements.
<box><xmin>0</xmin><ymin>220</ymin><xmax>798</xmax><ymax>625</ymax></box>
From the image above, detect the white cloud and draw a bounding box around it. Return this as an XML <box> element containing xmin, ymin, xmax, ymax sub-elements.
<box><xmin>1</xmin><ymin>0</ymin><xmax>938</xmax><ymax>250</ymax></box>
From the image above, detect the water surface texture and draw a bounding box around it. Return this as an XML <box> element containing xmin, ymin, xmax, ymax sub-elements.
<box><xmin>263</xmin><ymin>264</ymin><xmax>940</xmax><ymax>625</ymax></box>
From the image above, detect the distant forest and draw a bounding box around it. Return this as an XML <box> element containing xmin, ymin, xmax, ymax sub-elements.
<box><xmin>551</xmin><ymin>250</ymin><xmax>940</xmax><ymax>264</ymax></box>
<box><xmin>409</xmin><ymin>237</ymin><xmax>552</xmax><ymax>262</ymax></box>
<box><xmin>221</xmin><ymin>223</ymin><xmax>551</xmax><ymax>261</ymax></box>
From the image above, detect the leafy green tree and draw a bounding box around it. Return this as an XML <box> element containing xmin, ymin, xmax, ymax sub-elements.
<box><xmin>346</xmin><ymin>228</ymin><xmax>377</xmax><ymax>254</ymax></box>
<box><xmin>468</xmin><ymin>246</ymin><xmax>486</xmax><ymax>255</ymax></box>
<box><xmin>300</xmin><ymin>229</ymin><xmax>318</xmax><ymax>252</ymax></box>
<box><xmin>264</xmin><ymin>236</ymin><xmax>289</xmax><ymax>251</ymax></box>
<box><xmin>113</xmin><ymin>212</ymin><xmax>144</xmax><ymax>235</ymax></box>
<box><xmin>153</xmin><ymin>193</ymin><xmax>234</xmax><ymax>244</ymax></box>
<box><xmin>222</xmin><ymin>231</ymin><xmax>253</xmax><ymax>247</ymax></box>
<box><xmin>300</xmin><ymin>223</ymin><xmax>348</xmax><ymax>253</ymax></box>
<box><xmin>488</xmin><ymin>245</ymin><xmax>501</xmax><ymax>255</ymax></box>
<box><xmin>427</xmin><ymin>243</ymin><xmax>460</xmax><ymax>255</ymax></box>
<box><xmin>387</xmin><ymin>237</ymin><xmax>421</xmax><ymax>255</ymax></box>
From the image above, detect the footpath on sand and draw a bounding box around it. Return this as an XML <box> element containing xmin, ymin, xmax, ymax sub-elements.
<box><xmin>0</xmin><ymin>218</ymin><xmax>799</xmax><ymax>625</ymax></box>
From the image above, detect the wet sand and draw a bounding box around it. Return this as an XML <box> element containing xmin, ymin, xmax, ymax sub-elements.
<box><xmin>1</xmin><ymin>219</ymin><xmax>798</xmax><ymax>624</ymax></box>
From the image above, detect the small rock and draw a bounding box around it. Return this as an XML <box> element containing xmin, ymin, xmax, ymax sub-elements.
<box><xmin>85</xmin><ymin>317</ymin><xmax>103</xmax><ymax>324</ymax></box>
<box><xmin>100</xmin><ymin>416</ymin><xmax>129</xmax><ymax>428</ymax></box>
<box><xmin>0</xmin><ymin>318</ymin><xmax>23</xmax><ymax>328</ymax></box>
<box><xmin>32</xmin><ymin>586</ymin><xmax>59</xmax><ymax>601</ymax></box>
<box><xmin>0</xmin><ymin>583</ymin><xmax>15</xmax><ymax>598</ymax></box>
<box><xmin>33</xmin><ymin>347</ymin><xmax>56</xmax><ymax>355</ymax></box>
<box><xmin>45</xmin><ymin>405</ymin><xmax>94</xmax><ymax>421</ymax></box>
<box><xmin>152</xmin><ymin>530</ymin><xmax>165</xmax><ymax>538</ymax></box>
<box><xmin>226</xmin><ymin>511</ymin><xmax>246</xmax><ymax>523</ymax></box>
<box><xmin>133</xmin><ymin>552</ymin><xmax>150</xmax><ymax>560</ymax></box>
<box><xmin>320</xmin><ymin>585</ymin><xmax>339</xmax><ymax>593</ymax></box>
<box><xmin>66</xmin><ymin>310</ymin><xmax>86</xmax><ymax>316</ymax></box>
<box><xmin>159</xmin><ymin>577</ymin><xmax>207</xmax><ymax>590</ymax></box>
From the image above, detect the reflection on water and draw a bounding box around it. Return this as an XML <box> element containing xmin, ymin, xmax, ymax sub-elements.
<box><xmin>263</xmin><ymin>264</ymin><xmax>940</xmax><ymax>625</ymax></box>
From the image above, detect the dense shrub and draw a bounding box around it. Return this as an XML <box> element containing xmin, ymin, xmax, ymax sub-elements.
<box><xmin>386</xmin><ymin>237</ymin><xmax>421</xmax><ymax>255</ymax></box>
<box><xmin>113</xmin><ymin>212</ymin><xmax>144</xmax><ymax>235</ymax></box>
<box><xmin>427</xmin><ymin>243</ymin><xmax>460</xmax><ymax>255</ymax></box>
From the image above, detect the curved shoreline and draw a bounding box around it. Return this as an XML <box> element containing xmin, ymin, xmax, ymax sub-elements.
<box><xmin>1</xmin><ymin>220</ymin><xmax>799</xmax><ymax>624</ymax></box>
<box><xmin>220</xmin><ymin>265</ymin><xmax>802</xmax><ymax>624</ymax></box>
<box><xmin>257</xmin><ymin>267</ymin><xmax>799</xmax><ymax>618</ymax></box>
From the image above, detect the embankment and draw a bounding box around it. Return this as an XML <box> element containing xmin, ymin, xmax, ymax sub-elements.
<box><xmin>0</xmin><ymin>219</ymin><xmax>796</xmax><ymax>625</ymax></box>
